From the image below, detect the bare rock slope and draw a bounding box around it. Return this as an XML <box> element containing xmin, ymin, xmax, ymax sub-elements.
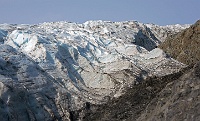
<box><xmin>83</xmin><ymin>62</ymin><xmax>200</xmax><ymax>121</ymax></box>
<box><xmin>159</xmin><ymin>20</ymin><xmax>200</xmax><ymax>65</ymax></box>
<box><xmin>137</xmin><ymin>62</ymin><xmax>200</xmax><ymax>121</ymax></box>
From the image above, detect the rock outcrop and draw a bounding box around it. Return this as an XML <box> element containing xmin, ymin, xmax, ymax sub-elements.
<box><xmin>137</xmin><ymin>62</ymin><xmax>200</xmax><ymax>121</ymax></box>
<box><xmin>83</xmin><ymin>62</ymin><xmax>200</xmax><ymax>121</ymax></box>
<box><xmin>159</xmin><ymin>20</ymin><xmax>200</xmax><ymax>65</ymax></box>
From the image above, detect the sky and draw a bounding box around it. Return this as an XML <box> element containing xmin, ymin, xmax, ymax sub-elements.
<box><xmin>0</xmin><ymin>0</ymin><xmax>199</xmax><ymax>25</ymax></box>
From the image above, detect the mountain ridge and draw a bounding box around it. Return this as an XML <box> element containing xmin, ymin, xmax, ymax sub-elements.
<box><xmin>0</xmin><ymin>20</ymin><xmax>190</xmax><ymax>120</ymax></box>
<box><xmin>159</xmin><ymin>20</ymin><xmax>200</xmax><ymax>65</ymax></box>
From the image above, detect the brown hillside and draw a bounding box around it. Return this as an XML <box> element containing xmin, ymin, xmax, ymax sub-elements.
<box><xmin>159</xmin><ymin>20</ymin><xmax>200</xmax><ymax>65</ymax></box>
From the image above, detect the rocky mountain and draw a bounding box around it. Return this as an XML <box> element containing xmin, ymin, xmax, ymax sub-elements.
<box><xmin>137</xmin><ymin>62</ymin><xmax>200</xmax><ymax>121</ymax></box>
<box><xmin>83</xmin><ymin>62</ymin><xmax>200</xmax><ymax>121</ymax></box>
<box><xmin>0</xmin><ymin>20</ymin><xmax>190</xmax><ymax>120</ymax></box>
<box><xmin>159</xmin><ymin>20</ymin><xmax>200</xmax><ymax>65</ymax></box>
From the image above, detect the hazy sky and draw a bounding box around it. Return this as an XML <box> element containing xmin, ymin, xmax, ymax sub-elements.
<box><xmin>0</xmin><ymin>0</ymin><xmax>199</xmax><ymax>25</ymax></box>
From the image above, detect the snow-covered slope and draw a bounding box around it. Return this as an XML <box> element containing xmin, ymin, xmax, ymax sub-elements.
<box><xmin>0</xmin><ymin>21</ymin><xmax>189</xmax><ymax>120</ymax></box>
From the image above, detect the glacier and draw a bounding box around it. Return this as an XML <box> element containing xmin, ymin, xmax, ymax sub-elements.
<box><xmin>0</xmin><ymin>20</ymin><xmax>189</xmax><ymax>120</ymax></box>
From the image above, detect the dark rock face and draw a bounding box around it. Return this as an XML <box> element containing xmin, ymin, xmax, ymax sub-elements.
<box><xmin>82</xmin><ymin>63</ymin><xmax>200</xmax><ymax>121</ymax></box>
<box><xmin>137</xmin><ymin>62</ymin><xmax>200</xmax><ymax>121</ymax></box>
<box><xmin>159</xmin><ymin>20</ymin><xmax>200</xmax><ymax>65</ymax></box>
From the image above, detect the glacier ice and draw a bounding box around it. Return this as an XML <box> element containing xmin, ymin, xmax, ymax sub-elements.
<box><xmin>0</xmin><ymin>20</ymin><xmax>189</xmax><ymax>120</ymax></box>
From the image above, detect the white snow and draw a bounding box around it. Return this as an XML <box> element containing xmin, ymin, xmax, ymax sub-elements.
<box><xmin>23</xmin><ymin>35</ymin><xmax>38</xmax><ymax>52</ymax></box>
<box><xmin>0</xmin><ymin>20</ymin><xmax>188</xmax><ymax>110</ymax></box>
<box><xmin>142</xmin><ymin>48</ymin><xmax>165</xmax><ymax>59</ymax></box>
